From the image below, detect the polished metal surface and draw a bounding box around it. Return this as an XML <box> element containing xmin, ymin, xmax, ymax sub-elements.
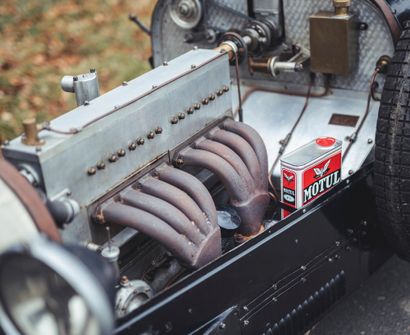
<box><xmin>2</xmin><ymin>49</ymin><xmax>232</xmax><ymax>243</ymax></box>
<box><xmin>242</xmin><ymin>88</ymin><xmax>379</xmax><ymax>179</ymax></box>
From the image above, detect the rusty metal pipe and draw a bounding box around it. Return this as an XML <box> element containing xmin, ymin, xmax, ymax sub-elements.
<box><xmin>155</xmin><ymin>165</ymin><xmax>218</xmax><ymax>228</ymax></box>
<box><xmin>195</xmin><ymin>139</ymin><xmax>255</xmax><ymax>190</ymax></box>
<box><xmin>100</xmin><ymin>202</ymin><xmax>197</xmax><ymax>265</ymax></box>
<box><xmin>222</xmin><ymin>119</ymin><xmax>269</xmax><ymax>190</ymax></box>
<box><xmin>209</xmin><ymin>129</ymin><xmax>263</xmax><ymax>189</ymax></box>
<box><xmin>139</xmin><ymin>177</ymin><xmax>211</xmax><ymax>235</ymax></box>
<box><xmin>121</xmin><ymin>190</ymin><xmax>205</xmax><ymax>245</ymax></box>
<box><xmin>179</xmin><ymin>148</ymin><xmax>250</xmax><ymax>203</ymax></box>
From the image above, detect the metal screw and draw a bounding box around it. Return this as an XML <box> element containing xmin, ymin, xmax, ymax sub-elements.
<box><xmin>120</xmin><ymin>276</ymin><xmax>129</xmax><ymax>285</ymax></box>
<box><xmin>175</xmin><ymin>158</ymin><xmax>184</xmax><ymax>167</ymax></box>
<box><xmin>117</xmin><ymin>149</ymin><xmax>126</xmax><ymax>157</ymax></box>
<box><xmin>129</xmin><ymin>142</ymin><xmax>137</xmax><ymax>151</ymax></box>
<box><xmin>87</xmin><ymin>167</ymin><xmax>97</xmax><ymax>176</ymax></box>
<box><xmin>187</xmin><ymin>107</ymin><xmax>194</xmax><ymax>115</ymax></box>
<box><xmin>109</xmin><ymin>154</ymin><xmax>118</xmax><ymax>163</ymax></box>
<box><xmin>209</xmin><ymin>94</ymin><xmax>216</xmax><ymax>101</ymax></box>
<box><xmin>170</xmin><ymin>117</ymin><xmax>179</xmax><ymax>125</ymax></box>
<box><xmin>202</xmin><ymin>98</ymin><xmax>209</xmax><ymax>105</ymax></box>
<box><xmin>194</xmin><ymin>103</ymin><xmax>201</xmax><ymax>110</ymax></box>
<box><xmin>368</xmin><ymin>138</ymin><xmax>373</xmax><ymax>144</ymax></box>
<box><xmin>155</xmin><ymin>127</ymin><xmax>163</xmax><ymax>134</ymax></box>
<box><xmin>178</xmin><ymin>112</ymin><xmax>186</xmax><ymax>120</ymax></box>
<box><xmin>137</xmin><ymin>137</ymin><xmax>145</xmax><ymax>145</ymax></box>
<box><xmin>97</xmin><ymin>161</ymin><xmax>106</xmax><ymax>170</ymax></box>
<box><xmin>147</xmin><ymin>131</ymin><xmax>155</xmax><ymax>140</ymax></box>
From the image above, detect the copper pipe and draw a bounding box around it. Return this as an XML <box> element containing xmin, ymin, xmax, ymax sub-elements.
<box><xmin>195</xmin><ymin>139</ymin><xmax>255</xmax><ymax>189</ymax></box>
<box><xmin>121</xmin><ymin>190</ymin><xmax>205</xmax><ymax>245</ymax></box>
<box><xmin>179</xmin><ymin>148</ymin><xmax>250</xmax><ymax>202</ymax></box>
<box><xmin>100</xmin><ymin>202</ymin><xmax>196</xmax><ymax>264</ymax></box>
<box><xmin>155</xmin><ymin>165</ymin><xmax>218</xmax><ymax>228</ymax></box>
<box><xmin>209</xmin><ymin>128</ymin><xmax>263</xmax><ymax>189</ymax></box>
<box><xmin>139</xmin><ymin>177</ymin><xmax>211</xmax><ymax>235</ymax></box>
<box><xmin>221</xmin><ymin>119</ymin><xmax>269</xmax><ymax>190</ymax></box>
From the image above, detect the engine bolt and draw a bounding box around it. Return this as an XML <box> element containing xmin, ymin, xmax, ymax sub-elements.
<box><xmin>128</xmin><ymin>142</ymin><xmax>137</xmax><ymax>151</ymax></box>
<box><xmin>202</xmin><ymin>98</ymin><xmax>209</xmax><ymax>105</ymax></box>
<box><xmin>109</xmin><ymin>154</ymin><xmax>118</xmax><ymax>163</ymax></box>
<box><xmin>87</xmin><ymin>167</ymin><xmax>97</xmax><ymax>175</ymax></box>
<box><xmin>175</xmin><ymin>158</ymin><xmax>184</xmax><ymax>167</ymax></box>
<box><xmin>147</xmin><ymin>131</ymin><xmax>155</xmax><ymax>140</ymax></box>
<box><xmin>155</xmin><ymin>126</ymin><xmax>163</xmax><ymax>134</ymax></box>
<box><xmin>137</xmin><ymin>137</ymin><xmax>145</xmax><ymax>145</ymax></box>
<box><xmin>117</xmin><ymin>149</ymin><xmax>126</xmax><ymax>157</ymax></box>
<box><xmin>97</xmin><ymin>161</ymin><xmax>106</xmax><ymax>170</ymax></box>
<box><xmin>170</xmin><ymin>117</ymin><xmax>179</xmax><ymax>124</ymax></box>
<box><xmin>178</xmin><ymin>112</ymin><xmax>186</xmax><ymax>120</ymax></box>
<box><xmin>194</xmin><ymin>103</ymin><xmax>201</xmax><ymax>110</ymax></box>
<box><xmin>187</xmin><ymin>107</ymin><xmax>194</xmax><ymax>115</ymax></box>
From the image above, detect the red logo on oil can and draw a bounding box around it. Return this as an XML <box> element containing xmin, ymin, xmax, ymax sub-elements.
<box><xmin>302</xmin><ymin>152</ymin><xmax>341</xmax><ymax>205</ymax></box>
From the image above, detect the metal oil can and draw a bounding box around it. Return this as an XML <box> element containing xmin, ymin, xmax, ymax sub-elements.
<box><xmin>280</xmin><ymin>137</ymin><xmax>342</xmax><ymax>218</ymax></box>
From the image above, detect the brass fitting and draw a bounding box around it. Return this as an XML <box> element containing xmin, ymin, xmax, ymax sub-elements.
<box><xmin>333</xmin><ymin>0</ymin><xmax>351</xmax><ymax>16</ymax></box>
<box><xmin>21</xmin><ymin>118</ymin><xmax>44</xmax><ymax>146</ymax></box>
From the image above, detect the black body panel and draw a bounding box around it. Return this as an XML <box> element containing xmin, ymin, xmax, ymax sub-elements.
<box><xmin>115</xmin><ymin>165</ymin><xmax>390</xmax><ymax>335</ymax></box>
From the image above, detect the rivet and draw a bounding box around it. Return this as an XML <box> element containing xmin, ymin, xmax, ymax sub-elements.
<box><xmin>178</xmin><ymin>112</ymin><xmax>186</xmax><ymax>120</ymax></box>
<box><xmin>368</xmin><ymin>138</ymin><xmax>373</xmax><ymax>144</ymax></box>
<box><xmin>97</xmin><ymin>161</ymin><xmax>106</xmax><ymax>170</ymax></box>
<box><xmin>202</xmin><ymin>98</ymin><xmax>209</xmax><ymax>105</ymax></box>
<box><xmin>155</xmin><ymin>127</ymin><xmax>163</xmax><ymax>134</ymax></box>
<box><xmin>129</xmin><ymin>142</ymin><xmax>137</xmax><ymax>151</ymax></box>
<box><xmin>147</xmin><ymin>131</ymin><xmax>155</xmax><ymax>140</ymax></box>
<box><xmin>152</xmin><ymin>85</ymin><xmax>157</xmax><ymax>89</ymax></box>
<box><xmin>117</xmin><ymin>149</ymin><xmax>126</xmax><ymax>157</ymax></box>
<box><xmin>84</xmin><ymin>100</ymin><xmax>90</xmax><ymax>106</ymax></box>
<box><xmin>90</xmin><ymin>68</ymin><xmax>96</xmax><ymax>73</ymax></box>
<box><xmin>136</xmin><ymin>137</ymin><xmax>145</xmax><ymax>145</ymax></box>
<box><xmin>122</xmin><ymin>81</ymin><xmax>128</xmax><ymax>86</ymax></box>
<box><xmin>170</xmin><ymin>117</ymin><xmax>179</xmax><ymax>125</ymax></box>
<box><xmin>223</xmin><ymin>85</ymin><xmax>230</xmax><ymax>92</ymax></box>
<box><xmin>194</xmin><ymin>103</ymin><xmax>201</xmax><ymax>110</ymax></box>
<box><xmin>109</xmin><ymin>154</ymin><xmax>118</xmax><ymax>163</ymax></box>
<box><xmin>87</xmin><ymin>167</ymin><xmax>97</xmax><ymax>175</ymax></box>
<box><xmin>35</xmin><ymin>146</ymin><xmax>42</xmax><ymax>153</ymax></box>
<box><xmin>191</xmin><ymin>64</ymin><xmax>196</xmax><ymax>69</ymax></box>
<box><xmin>73</xmin><ymin>76</ymin><xmax>78</xmax><ymax>81</ymax></box>
<box><xmin>216</xmin><ymin>89</ymin><xmax>224</xmax><ymax>96</ymax></box>
<box><xmin>163</xmin><ymin>61</ymin><xmax>168</xmax><ymax>66</ymax></box>
<box><xmin>187</xmin><ymin>107</ymin><xmax>194</xmax><ymax>115</ymax></box>
<box><xmin>209</xmin><ymin>94</ymin><xmax>216</xmax><ymax>101</ymax></box>
<box><xmin>348</xmin><ymin>169</ymin><xmax>354</xmax><ymax>175</ymax></box>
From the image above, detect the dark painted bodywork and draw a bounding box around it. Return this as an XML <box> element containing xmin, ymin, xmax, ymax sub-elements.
<box><xmin>115</xmin><ymin>165</ymin><xmax>390</xmax><ymax>334</ymax></box>
<box><xmin>386</xmin><ymin>0</ymin><xmax>410</xmax><ymax>27</ymax></box>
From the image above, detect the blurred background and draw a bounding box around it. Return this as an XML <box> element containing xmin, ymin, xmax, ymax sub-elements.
<box><xmin>0</xmin><ymin>0</ymin><xmax>155</xmax><ymax>142</ymax></box>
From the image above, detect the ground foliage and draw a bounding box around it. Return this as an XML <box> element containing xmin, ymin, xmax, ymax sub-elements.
<box><xmin>0</xmin><ymin>0</ymin><xmax>155</xmax><ymax>141</ymax></box>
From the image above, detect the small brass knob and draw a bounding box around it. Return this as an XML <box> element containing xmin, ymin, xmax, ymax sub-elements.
<box><xmin>333</xmin><ymin>0</ymin><xmax>351</xmax><ymax>15</ymax></box>
<box><xmin>21</xmin><ymin>118</ymin><xmax>44</xmax><ymax>146</ymax></box>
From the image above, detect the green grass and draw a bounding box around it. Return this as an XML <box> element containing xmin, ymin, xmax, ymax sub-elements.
<box><xmin>0</xmin><ymin>0</ymin><xmax>155</xmax><ymax>141</ymax></box>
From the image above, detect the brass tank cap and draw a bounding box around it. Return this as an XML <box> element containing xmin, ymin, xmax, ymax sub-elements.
<box><xmin>333</xmin><ymin>0</ymin><xmax>351</xmax><ymax>7</ymax></box>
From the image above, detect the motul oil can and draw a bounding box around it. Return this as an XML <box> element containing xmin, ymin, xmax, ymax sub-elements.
<box><xmin>280</xmin><ymin>137</ymin><xmax>342</xmax><ymax>218</ymax></box>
